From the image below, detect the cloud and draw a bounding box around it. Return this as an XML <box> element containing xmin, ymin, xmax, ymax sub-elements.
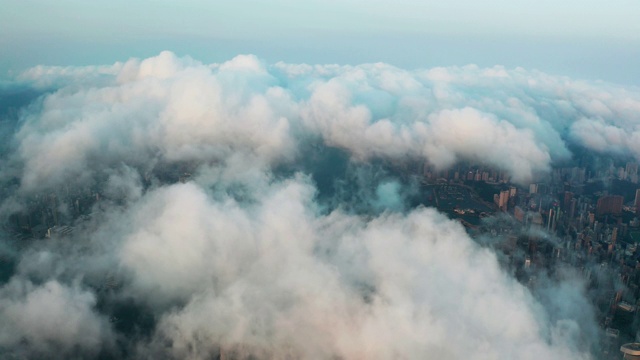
<box><xmin>3</xmin><ymin>51</ymin><xmax>638</xmax><ymax>358</ymax></box>
<box><xmin>8</xmin><ymin>52</ymin><xmax>640</xmax><ymax>193</ymax></box>
<box><xmin>110</xmin><ymin>179</ymin><xmax>588</xmax><ymax>359</ymax></box>
<box><xmin>0</xmin><ymin>278</ymin><xmax>112</xmax><ymax>358</ymax></box>
<box><xmin>570</xmin><ymin>117</ymin><xmax>640</xmax><ymax>157</ymax></box>
<box><xmin>418</xmin><ymin>107</ymin><xmax>550</xmax><ymax>183</ymax></box>
<box><xmin>13</xmin><ymin>52</ymin><xmax>296</xmax><ymax>192</ymax></box>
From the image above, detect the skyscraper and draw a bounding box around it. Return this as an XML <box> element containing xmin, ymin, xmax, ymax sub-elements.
<box><xmin>596</xmin><ymin>195</ymin><xmax>623</xmax><ymax>217</ymax></box>
<box><xmin>626</xmin><ymin>162</ymin><xmax>638</xmax><ymax>180</ymax></box>
<box><xmin>620</xmin><ymin>343</ymin><xmax>640</xmax><ymax>359</ymax></box>
<box><xmin>499</xmin><ymin>190</ymin><xmax>510</xmax><ymax>212</ymax></box>
<box><xmin>563</xmin><ymin>191</ymin><xmax>573</xmax><ymax>212</ymax></box>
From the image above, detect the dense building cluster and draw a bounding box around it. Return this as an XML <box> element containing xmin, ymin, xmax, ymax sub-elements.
<box><xmin>423</xmin><ymin>160</ymin><xmax>640</xmax><ymax>358</ymax></box>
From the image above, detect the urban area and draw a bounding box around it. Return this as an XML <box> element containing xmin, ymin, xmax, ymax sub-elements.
<box><xmin>421</xmin><ymin>159</ymin><xmax>640</xmax><ymax>359</ymax></box>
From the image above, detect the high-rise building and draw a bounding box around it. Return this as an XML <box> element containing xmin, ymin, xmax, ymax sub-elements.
<box><xmin>514</xmin><ymin>206</ymin><xmax>525</xmax><ymax>222</ymax></box>
<box><xmin>569</xmin><ymin>198</ymin><xmax>577</xmax><ymax>220</ymax></box>
<box><xmin>620</xmin><ymin>343</ymin><xmax>640</xmax><ymax>359</ymax></box>
<box><xmin>634</xmin><ymin>189</ymin><xmax>640</xmax><ymax>214</ymax></box>
<box><xmin>626</xmin><ymin>162</ymin><xmax>638</xmax><ymax>179</ymax></box>
<box><xmin>571</xmin><ymin>167</ymin><xmax>586</xmax><ymax>183</ymax></box>
<box><xmin>498</xmin><ymin>190</ymin><xmax>510</xmax><ymax>212</ymax></box>
<box><xmin>596</xmin><ymin>195</ymin><xmax>624</xmax><ymax>217</ymax></box>
<box><xmin>563</xmin><ymin>191</ymin><xmax>573</xmax><ymax>212</ymax></box>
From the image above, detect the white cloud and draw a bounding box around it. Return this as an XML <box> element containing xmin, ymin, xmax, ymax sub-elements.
<box><xmin>111</xmin><ymin>179</ymin><xmax>591</xmax><ymax>359</ymax></box>
<box><xmin>11</xmin><ymin>52</ymin><xmax>640</xmax><ymax>191</ymax></box>
<box><xmin>0</xmin><ymin>279</ymin><xmax>111</xmax><ymax>357</ymax></box>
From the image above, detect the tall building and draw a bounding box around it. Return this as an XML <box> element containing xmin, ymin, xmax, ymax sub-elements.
<box><xmin>618</xmin><ymin>167</ymin><xmax>626</xmax><ymax>179</ymax></box>
<box><xmin>563</xmin><ymin>191</ymin><xmax>573</xmax><ymax>212</ymax></box>
<box><xmin>499</xmin><ymin>190</ymin><xmax>510</xmax><ymax>212</ymax></box>
<box><xmin>569</xmin><ymin>198</ymin><xmax>577</xmax><ymax>220</ymax></box>
<box><xmin>620</xmin><ymin>343</ymin><xmax>640</xmax><ymax>359</ymax></box>
<box><xmin>626</xmin><ymin>162</ymin><xmax>638</xmax><ymax>179</ymax></box>
<box><xmin>571</xmin><ymin>167</ymin><xmax>586</xmax><ymax>183</ymax></box>
<box><xmin>596</xmin><ymin>195</ymin><xmax>624</xmax><ymax>217</ymax></box>
<box><xmin>514</xmin><ymin>206</ymin><xmax>525</xmax><ymax>222</ymax></box>
<box><xmin>635</xmin><ymin>189</ymin><xmax>640</xmax><ymax>214</ymax></box>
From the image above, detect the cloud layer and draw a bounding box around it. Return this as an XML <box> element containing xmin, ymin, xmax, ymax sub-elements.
<box><xmin>126</xmin><ymin>180</ymin><xmax>590</xmax><ymax>359</ymax></box>
<box><xmin>0</xmin><ymin>278</ymin><xmax>111</xmax><ymax>358</ymax></box>
<box><xmin>11</xmin><ymin>51</ymin><xmax>640</xmax><ymax>191</ymax></box>
<box><xmin>1</xmin><ymin>51</ymin><xmax>637</xmax><ymax>358</ymax></box>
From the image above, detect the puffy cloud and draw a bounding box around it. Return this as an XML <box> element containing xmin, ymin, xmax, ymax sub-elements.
<box><xmin>418</xmin><ymin>107</ymin><xmax>550</xmax><ymax>183</ymax></box>
<box><xmin>8</xmin><ymin>52</ymin><xmax>640</xmax><ymax>192</ymax></box>
<box><xmin>570</xmin><ymin>117</ymin><xmax>640</xmax><ymax>157</ymax></box>
<box><xmin>108</xmin><ymin>179</ymin><xmax>588</xmax><ymax>359</ymax></box>
<box><xmin>14</xmin><ymin>53</ymin><xmax>296</xmax><ymax>192</ymax></box>
<box><xmin>119</xmin><ymin>182</ymin><xmax>259</xmax><ymax>304</ymax></box>
<box><xmin>0</xmin><ymin>278</ymin><xmax>111</xmax><ymax>358</ymax></box>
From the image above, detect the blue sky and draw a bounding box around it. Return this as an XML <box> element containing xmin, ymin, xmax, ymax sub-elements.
<box><xmin>1</xmin><ymin>0</ymin><xmax>639</xmax><ymax>84</ymax></box>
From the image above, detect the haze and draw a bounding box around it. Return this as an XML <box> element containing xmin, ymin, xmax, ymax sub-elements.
<box><xmin>1</xmin><ymin>0</ymin><xmax>639</xmax><ymax>83</ymax></box>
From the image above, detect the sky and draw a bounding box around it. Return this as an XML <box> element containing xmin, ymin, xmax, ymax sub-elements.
<box><xmin>1</xmin><ymin>0</ymin><xmax>640</xmax><ymax>84</ymax></box>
